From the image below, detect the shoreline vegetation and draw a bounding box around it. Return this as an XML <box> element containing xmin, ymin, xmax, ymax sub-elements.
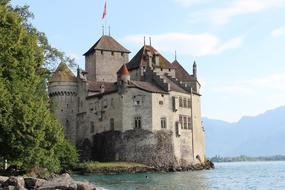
<box><xmin>73</xmin><ymin>161</ymin><xmax>215</xmax><ymax>175</ymax></box>
<box><xmin>210</xmin><ymin>155</ymin><xmax>285</xmax><ymax>162</ymax></box>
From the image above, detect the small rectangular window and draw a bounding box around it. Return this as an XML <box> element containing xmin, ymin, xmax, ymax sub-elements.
<box><xmin>121</xmin><ymin>52</ymin><xmax>124</xmax><ymax>56</ymax></box>
<box><xmin>179</xmin><ymin>97</ymin><xmax>182</xmax><ymax>107</ymax></box>
<box><xmin>188</xmin><ymin>117</ymin><xmax>192</xmax><ymax>130</ymax></box>
<box><xmin>110</xmin><ymin>118</ymin><xmax>114</xmax><ymax>131</ymax></box>
<box><xmin>161</xmin><ymin>118</ymin><xmax>167</xmax><ymax>129</ymax></box>
<box><xmin>179</xmin><ymin>115</ymin><xmax>183</xmax><ymax>129</ymax></box>
<box><xmin>188</xmin><ymin>98</ymin><xmax>191</xmax><ymax>108</ymax></box>
<box><xmin>183</xmin><ymin>116</ymin><xmax>187</xmax><ymax>129</ymax></box>
<box><xmin>90</xmin><ymin>121</ymin><xmax>95</xmax><ymax>133</ymax></box>
<box><xmin>183</xmin><ymin>98</ymin><xmax>187</xmax><ymax>108</ymax></box>
<box><xmin>134</xmin><ymin>116</ymin><xmax>142</xmax><ymax>129</ymax></box>
<box><xmin>111</xmin><ymin>51</ymin><xmax>114</xmax><ymax>56</ymax></box>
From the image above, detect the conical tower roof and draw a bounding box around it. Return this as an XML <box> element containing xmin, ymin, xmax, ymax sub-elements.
<box><xmin>117</xmin><ymin>64</ymin><xmax>129</xmax><ymax>76</ymax></box>
<box><xmin>49</xmin><ymin>63</ymin><xmax>76</xmax><ymax>82</ymax></box>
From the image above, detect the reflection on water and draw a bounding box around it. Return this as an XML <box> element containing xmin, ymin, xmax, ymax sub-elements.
<box><xmin>74</xmin><ymin>161</ymin><xmax>285</xmax><ymax>190</ymax></box>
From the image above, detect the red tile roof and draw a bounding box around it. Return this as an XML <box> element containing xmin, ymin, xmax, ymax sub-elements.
<box><xmin>127</xmin><ymin>45</ymin><xmax>175</xmax><ymax>71</ymax></box>
<box><xmin>172</xmin><ymin>60</ymin><xmax>196</xmax><ymax>82</ymax></box>
<box><xmin>131</xmin><ymin>81</ymin><xmax>167</xmax><ymax>94</ymax></box>
<box><xmin>84</xmin><ymin>35</ymin><xmax>130</xmax><ymax>56</ymax></box>
<box><xmin>117</xmin><ymin>64</ymin><xmax>129</xmax><ymax>76</ymax></box>
<box><xmin>88</xmin><ymin>81</ymin><xmax>117</xmax><ymax>93</ymax></box>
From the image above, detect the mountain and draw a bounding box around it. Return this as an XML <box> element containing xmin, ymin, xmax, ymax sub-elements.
<box><xmin>203</xmin><ymin>106</ymin><xmax>285</xmax><ymax>157</ymax></box>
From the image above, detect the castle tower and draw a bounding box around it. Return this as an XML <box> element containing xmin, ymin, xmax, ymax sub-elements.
<box><xmin>83</xmin><ymin>35</ymin><xmax>130</xmax><ymax>82</ymax></box>
<box><xmin>117</xmin><ymin>64</ymin><xmax>130</xmax><ymax>94</ymax></box>
<box><xmin>48</xmin><ymin>63</ymin><xmax>78</xmax><ymax>144</ymax></box>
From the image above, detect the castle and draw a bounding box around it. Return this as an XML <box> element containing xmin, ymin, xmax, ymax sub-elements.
<box><xmin>48</xmin><ymin>34</ymin><xmax>206</xmax><ymax>169</ymax></box>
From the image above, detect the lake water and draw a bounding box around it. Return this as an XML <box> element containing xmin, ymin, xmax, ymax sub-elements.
<box><xmin>73</xmin><ymin>161</ymin><xmax>285</xmax><ymax>190</ymax></box>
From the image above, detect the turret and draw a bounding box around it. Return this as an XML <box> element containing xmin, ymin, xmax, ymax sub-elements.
<box><xmin>117</xmin><ymin>64</ymin><xmax>130</xmax><ymax>83</ymax></box>
<box><xmin>193</xmin><ymin>61</ymin><xmax>197</xmax><ymax>79</ymax></box>
<box><xmin>117</xmin><ymin>64</ymin><xmax>130</xmax><ymax>94</ymax></box>
<box><xmin>83</xmin><ymin>35</ymin><xmax>130</xmax><ymax>82</ymax></box>
<box><xmin>48</xmin><ymin>63</ymin><xmax>78</xmax><ymax>144</ymax></box>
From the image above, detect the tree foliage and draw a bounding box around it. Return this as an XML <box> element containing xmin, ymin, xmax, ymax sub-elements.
<box><xmin>0</xmin><ymin>1</ymin><xmax>78</xmax><ymax>172</ymax></box>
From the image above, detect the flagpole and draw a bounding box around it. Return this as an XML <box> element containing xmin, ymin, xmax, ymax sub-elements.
<box><xmin>102</xmin><ymin>0</ymin><xmax>107</xmax><ymax>36</ymax></box>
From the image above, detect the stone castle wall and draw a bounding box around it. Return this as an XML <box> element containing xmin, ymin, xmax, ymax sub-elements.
<box><xmin>86</xmin><ymin>50</ymin><xmax>129</xmax><ymax>82</ymax></box>
<box><xmin>48</xmin><ymin>81</ymin><xmax>78</xmax><ymax>144</ymax></box>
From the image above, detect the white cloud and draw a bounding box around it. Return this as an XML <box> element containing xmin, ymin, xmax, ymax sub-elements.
<box><xmin>211</xmin><ymin>73</ymin><xmax>285</xmax><ymax>96</ymax></box>
<box><xmin>271</xmin><ymin>26</ymin><xmax>285</xmax><ymax>37</ymax></box>
<box><xmin>203</xmin><ymin>73</ymin><xmax>285</xmax><ymax>121</ymax></box>
<box><xmin>124</xmin><ymin>33</ymin><xmax>243</xmax><ymax>57</ymax></box>
<box><xmin>191</xmin><ymin>0</ymin><xmax>285</xmax><ymax>25</ymax></box>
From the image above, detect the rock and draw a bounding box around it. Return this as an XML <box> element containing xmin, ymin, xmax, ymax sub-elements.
<box><xmin>38</xmin><ymin>173</ymin><xmax>77</xmax><ymax>190</ymax></box>
<box><xmin>76</xmin><ymin>181</ymin><xmax>97</xmax><ymax>190</ymax></box>
<box><xmin>24</xmin><ymin>177</ymin><xmax>46</xmax><ymax>189</ymax></box>
<box><xmin>0</xmin><ymin>176</ymin><xmax>8</xmax><ymax>184</ymax></box>
<box><xmin>3</xmin><ymin>177</ymin><xmax>26</xmax><ymax>190</ymax></box>
<box><xmin>4</xmin><ymin>185</ymin><xmax>16</xmax><ymax>190</ymax></box>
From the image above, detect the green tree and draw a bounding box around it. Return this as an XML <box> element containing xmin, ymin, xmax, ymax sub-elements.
<box><xmin>0</xmin><ymin>1</ymin><xmax>78</xmax><ymax>172</ymax></box>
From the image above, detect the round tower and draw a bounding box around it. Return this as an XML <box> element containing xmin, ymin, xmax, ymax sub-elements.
<box><xmin>48</xmin><ymin>63</ymin><xmax>78</xmax><ymax>144</ymax></box>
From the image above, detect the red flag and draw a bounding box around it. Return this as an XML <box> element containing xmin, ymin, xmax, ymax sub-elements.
<box><xmin>102</xmin><ymin>1</ymin><xmax>107</xmax><ymax>19</ymax></box>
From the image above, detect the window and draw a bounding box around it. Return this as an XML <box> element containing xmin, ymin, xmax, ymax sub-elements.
<box><xmin>161</xmin><ymin>118</ymin><xmax>167</xmax><ymax>129</ymax></box>
<box><xmin>169</xmin><ymin>69</ymin><xmax>171</xmax><ymax>72</ymax></box>
<box><xmin>159</xmin><ymin>101</ymin><xmax>163</xmax><ymax>105</ymax></box>
<box><xmin>121</xmin><ymin>52</ymin><xmax>124</xmax><ymax>56</ymax></box>
<box><xmin>110</xmin><ymin>118</ymin><xmax>114</xmax><ymax>131</ymax></box>
<box><xmin>188</xmin><ymin>98</ymin><xmax>191</xmax><ymax>108</ymax></box>
<box><xmin>89</xmin><ymin>103</ymin><xmax>94</xmax><ymax>112</ymax></box>
<box><xmin>101</xmin><ymin>50</ymin><xmax>104</xmax><ymax>55</ymax></box>
<box><xmin>179</xmin><ymin>97</ymin><xmax>182</xmax><ymax>107</ymax></box>
<box><xmin>179</xmin><ymin>115</ymin><xmax>183</xmax><ymax>129</ymax></box>
<box><xmin>161</xmin><ymin>68</ymin><xmax>163</xmax><ymax>71</ymax></box>
<box><xmin>134</xmin><ymin>116</ymin><xmax>142</xmax><ymax>129</ymax></box>
<box><xmin>183</xmin><ymin>116</ymin><xmax>187</xmax><ymax>129</ymax></box>
<box><xmin>66</xmin><ymin>120</ymin><xmax>69</xmax><ymax>128</ymax></box>
<box><xmin>133</xmin><ymin>95</ymin><xmax>143</xmax><ymax>106</ymax></box>
<box><xmin>183</xmin><ymin>98</ymin><xmax>187</xmax><ymax>108</ymax></box>
<box><xmin>111</xmin><ymin>51</ymin><xmax>114</xmax><ymax>56</ymax></box>
<box><xmin>188</xmin><ymin>117</ymin><xmax>192</xmax><ymax>130</ymax></box>
<box><xmin>90</xmin><ymin>121</ymin><xmax>95</xmax><ymax>133</ymax></box>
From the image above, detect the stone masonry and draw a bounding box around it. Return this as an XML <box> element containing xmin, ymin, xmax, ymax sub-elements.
<box><xmin>48</xmin><ymin>34</ymin><xmax>206</xmax><ymax>169</ymax></box>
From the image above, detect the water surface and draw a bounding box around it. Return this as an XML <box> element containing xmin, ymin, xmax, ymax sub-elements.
<box><xmin>74</xmin><ymin>161</ymin><xmax>285</xmax><ymax>190</ymax></box>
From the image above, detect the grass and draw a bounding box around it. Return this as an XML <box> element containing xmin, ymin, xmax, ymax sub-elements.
<box><xmin>76</xmin><ymin>161</ymin><xmax>150</xmax><ymax>173</ymax></box>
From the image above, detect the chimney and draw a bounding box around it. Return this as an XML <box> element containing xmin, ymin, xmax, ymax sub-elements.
<box><xmin>154</xmin><ymin>52</ymin><xmax>160</xmax><ymax>67</ymax></box>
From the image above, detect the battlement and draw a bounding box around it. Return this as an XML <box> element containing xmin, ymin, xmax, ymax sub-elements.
<box><xmin>151</xmin><ymin>71</ymin><xmax>170</xmax><ymax>92</ymax></box>
<box><xmin>165</xmin><ymin>73</ymin><xmax>192</xmax><ymax>93</ymax></box>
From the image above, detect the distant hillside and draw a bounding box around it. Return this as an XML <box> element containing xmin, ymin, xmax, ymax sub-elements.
<box><xmin>203</xmin><ymin>106</ymin><xmax>285</xmax><ymax>157</ymax></box>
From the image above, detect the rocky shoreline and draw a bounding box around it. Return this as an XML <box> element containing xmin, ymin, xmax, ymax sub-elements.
<box><xmin>0</xmin><ymin>161</ymin><xmax>214</xmax><ymax>189</ymax></box>
<box><xmin>0</xmin><ymin>173</ymin><xmax>98</xmax><ymax>190</ymax></box>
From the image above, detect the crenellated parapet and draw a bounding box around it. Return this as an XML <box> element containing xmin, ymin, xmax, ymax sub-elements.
<box><xmin>151</xmin><ymin>70</ymin><xmax>170</xmax><ymax>92</ymax></box>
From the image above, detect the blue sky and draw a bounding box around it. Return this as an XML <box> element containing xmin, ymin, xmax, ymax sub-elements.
<box><xmin>11</xmin><ymin>0</ymin><xmax>285</xmax><ymax>122</ymax></box>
